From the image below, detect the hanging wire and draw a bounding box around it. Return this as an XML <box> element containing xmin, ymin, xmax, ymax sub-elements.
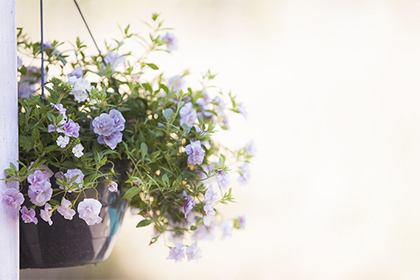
<box><xmin>40</xmin><ymin>0</ymin><xmax>45</xmax><ymax>99</ymax></box>
<box><xmin>73</xmin><ymin>0</ymin><xmax>119</xmax><ymax>94</ymax></box>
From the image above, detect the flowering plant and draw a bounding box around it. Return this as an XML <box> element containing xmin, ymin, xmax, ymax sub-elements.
<box><xmin>2</xmin><ymin>14</ymin><xmax>254</xmax><ymax>261</ymax></box>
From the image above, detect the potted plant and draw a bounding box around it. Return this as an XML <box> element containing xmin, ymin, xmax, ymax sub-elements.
<box><xmin>1</xmin><ymin>14</ymin><xmax>254</xmax><ymax>268</ymax></box>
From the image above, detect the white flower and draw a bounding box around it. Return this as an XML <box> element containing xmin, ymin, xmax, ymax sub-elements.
<box><xmin>68</xmin><ymin>76</ymin><xmax>91</xmax><ymax>102</ymax></box>
<box><xmin>186</xmin><ymin>242</ymin><xmax>202</xmax><ymax>261</ymax></box>
<box><xmin>72</xmin><ymin>144</ymin><xmax>84</xmax><ymax>158</ymax></box>
<box><xmin>56</xmin><ymin>135</ymin><xmax>70</xmax><ymax>148</ymax></box>
<box><xmin>77</xmin><ymin>198</ymin><xmax>102</xmax><ymax>226</ymax></box>
<box><xmin>57</xmin><ymin>198</ymin><xmax>76</xmax><ymax>220</ymax></box>
<box><xmin>167</xmin><ymin>243</ymin><xmax>185</xmax><ymax>262</ymax></box>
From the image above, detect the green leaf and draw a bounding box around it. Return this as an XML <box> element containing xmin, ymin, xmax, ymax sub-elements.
<box><xmin>163</xmin><ymin>108</ymin><xmax>173</xmax><ymax>122</ymax></box>
<box><xmin>123</xmin><ymin>186</ymin><xmax>141</xmax><ymax>199</ymax></box>
<box><xmin>136</xmin><ymin>219</ymin><xmax>153</xmax><ymax>228</ymax></box>
<box><xmin>162</xmin><ymin>173</ymin><xmax>169</xmax><ymax>187</ymax></box>
<box><xmin>145</xmin><ymin>63</ymin><xmax>159</xmax><ymax>70</ymax></box>
<box><xmin>140</xmin><ymin>142</ymin><xmax>148</xmax><ymax>161</ymax></box>
<box><xmin>142</xmin><ymin>83</ymin><xmax>153</xmax><ymax>93</ymax></box>
<box><xmin>19</xmin><ymin>136</ymin><xmax>34</xmax><ymax>152</ymax></box>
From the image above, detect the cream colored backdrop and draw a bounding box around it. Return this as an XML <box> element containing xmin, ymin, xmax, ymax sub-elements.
<box><xmin>19</xmin><ymin>0</ymin><xmax>420</xmax><ymax>279</ymax></box>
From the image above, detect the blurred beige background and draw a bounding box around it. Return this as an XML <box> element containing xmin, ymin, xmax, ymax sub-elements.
<box><xmin>18</xmin><ymin>0</ymin><xmax>420</xmax><ymax>279</ymax></box>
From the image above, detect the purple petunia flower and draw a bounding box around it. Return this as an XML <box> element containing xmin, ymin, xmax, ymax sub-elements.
<box><xmin>108</xmin><ymin>181</ymin><xmax>118</xmax><ymax>192</ymax></box>
<box><xmin>186</xmin><ymin>242</ymin><xmax>203</xmax><ymax>261</ymax></box>
<box><xmin>28</xmin><ymin>181</ymin><xmax>53</xmax><ymax>207</ymax></box>
<box><xmin>77</xmin><ymin>198</ymin><xmax>102</xmax><ymax>226</ymax></box>
<box><xmin>40</xmin><ymin>203</ymin><xmax>53</xmax><ymax>226</ymax></box>
<box><xmin>220</xmin><ymin>220</ymin><xmax>233</xmax><ymax>238</ymax></box>
<box><xmin>57</xmin><ymin>198</ymin><xmax>76</xmax><ymax>220</ymax></box>
<box><xmin>238</xmin><ymin>163</ymin><xmax>251</xmax><ymax>186</ymax></box>
<box><xmin>1</xmin><ymin>188</ymin><xmax>24</xmax><ymax>211</ymax></box>
<box><xmin>92</xmin><ymin>113</ymin><xmax>116</xmax><ymax>136</ymax></box>
<box><xmin>167</xmin><ymin>243</ymin><xmax>185</xmax><ymax>262</ymax></box>
<box><xmin>179</xmin><ymin>102</ymin><xmax>198</xmax><ymax>127</ymax></box>
<box><xmin>109</xmin><ymin>109</ymin><xmax>126</xmax><ymax>132</ymax></box>
<box><xmin>104</xmin><ymin>51</ymin><xmax>125</xmax><ymax>71</ymax></box>
<box><xmin>63</xmin><ymin>119</ymin><xmax>80</xmax><ymax>138</ymax></box>
<box><xmin>217</xmin><ymin>171</ymin><xmax>230</xmax><ymax>191</ymax></box>
<box><xmin>92</xmin><ymin>110</ymin><xmax>125</xmax><ymax>149</ymax></box>
<box><xmin>168</xmin><ymin>75</ymin><xmax>185</xmax><ymax>91</ymax></box>
<box><xmin>97</xmin><ymin>131</ymin><xmax>123</xmax><ymax>150</ymax></box>
<box><xmin>21</xmin><ymin>206</ymin><xmax>38</xmax><ymax>224</ymax></box>
<box><xmin>193</xmin><ymin>222</ymin><xmax>217</xmax><ymax>241</ymax></box>
<box><xmin>68</xmin><ymin>67</ymin><xmax>83</xmax><ymax>79</ymax></box>
<box><xmin>64</xmin><ymin>168</ymin><xmax>84</xmax><ymax>191</ymax></box>
<box><xmin>185</xmin><ymin>140</ymin><xmax>205</xmax><ymax>166</ymax></box>
<box><xmin>162</xmin><ymin>33</ymin><xmax>178</xmax><ymax>52</ymax></box>
<box><xmin>183</xmin><ymin>195</ymin><xmax>195</xmax><ymax>218</ymax></box>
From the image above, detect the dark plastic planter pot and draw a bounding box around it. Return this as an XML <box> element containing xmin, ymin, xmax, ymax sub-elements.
<box><xmin>20</xmin><ymin>180</ymin><xmax>127</xmax><ymax>269</ymax></box>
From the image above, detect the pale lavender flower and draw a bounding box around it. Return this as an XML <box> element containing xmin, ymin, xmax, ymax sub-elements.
<box><xmin>1</xmin><ymin>188</ymin><xmax>24</xmax><ymax>210</ymax></box>
<box><xmin>57</xmin><ymin>198</ymin><xmax>76</xmax><ymax>220</ymax></box>
<box><xmin>217</xmin><ymin>171</ymin><xmax>230</xmax><ymax>191</ymax></box>
<box><xmin>193</xmin><ymin>222</ymin><xmax>217</xmax><ymax>241</ymax></box>
<box><xmin>220</xmin><ymin>220</ymin><xmax>233</xmax><ymax>238</ymax></box>
<box><xmin>179</xmin><ymin>102</ymin><xmax>197</xmax><ymax>127</ymax></box>
<box><xmin>63</xmin><ymin>119</ymin><xmax>80</xmax><ymax>138</ymax></box>
<box><xmin>77</xmin><ymin>198</ymin><xmax>102</xmax><ymax>226</ymax></box>
<box><xmin>203</xmin><ymin>204</ymin><xmax>216</xmax><ymax>226</ymax></box>
<box><xmin>68</xmin><ymin>67</ymin><xmax>83</xmax><ymax>79</ymax></box>
<box><xmin>64</xmin><ymin>169</ymin><xmax>84</xmax><ymax>190</ymax></box>
<box><xmin>72</xmin><ymin>144</ymin><xmax>84</xmax><ymax>158</ymax></box>
<box><xmin>50</xmin><ymin>103</ymin><xmax>67</xmax><ymax>116</ymax></box>
<box><xmin>27</xmin><ymin>169</ymin><xmax>53</xmax><ymax>206</ymax></box>
<box><xmin>17</xmin><ymin>56</ymin><xmax>23</xmax><ymax>68</ymax></box>
<box><xmin>56</xmin><ymin>135</ymin><xmax>70</xmax><ymax>148</ymax></box>
<box><xmin>245</xmin><ymin>140</ymin><xmax>257</xmax><ymax>157</ymax></box>
<box><xmin>48</xmin><ymin>124</ymin><xmax>56</xmax><ymax>133</ymax></box>
<box><xmin>168</xmin><ymin>75</ymin><xmax>185</xmax><ymax>91</ymax></box>
<box><xmin>28</xmin><ymin>181</ymin><xmax>53</xmax><ymax>207</ymax></box>
<box><xmin>238</xmin><ymin>163</ymin><xmax>251</xmax><ymax>186</ymax></box>
<box><xmin>18</xmin><ymin>82</ymin><xmax>36</xmax><ymax>99</ymax></box>
<box><xmin>183</xmin><ymin>195</ymin><xmax>195</xmax><ymax>218</ymax></box>
<box><xmin>167</xmin><ymin>243</ymin><xmax>185</xmax><ymax>262</ymax></box>
<box><xmin>237</xmin><ymin>215</ymin><xmax>246</xmax><ymax>229</ymax></box>
<box><xmin>185</xmin><ymin>140</ymin><xmax>205</xmax><ymax>165</ymax></box>
<box><xmin>109</xmin><ymin>109</ymin><xmax>126</xmax><ymax>132</ymax></box>
<box><xmin>186</xmin><ymin>242</ymin><xmax>202</xmax><ymax>261</ymax></box>
<box><xmin>104</xmin><ymin>52</ymin><xmax>125</xmax><ymax>71</ymax></box>
<box><xmin>238</xmin><ymin>103</ymin><xmax>248</xmax><ymax>120</ymax></box>
<box><xmin>92</xmin><ymin>113</ymin><xmax>116</xmax><ymax>136</ymax></box>
<box><xmin>204</xmin><ymin>185</ymin><xmax>219</xmax><ymax>206</ymax></box>
<box><xmin>21</xmin><ymin>206</ymin><xmax>38</xmax><ymax>224</ymax></box>
<box><xmin>27</xmin><ymin>169</ymin><xmax>51</xmax><ymax>189</ymax></box>
<box><xmin>162</xmin><ymin>32</ymin><xmax>178</xmax><ymax>51</ymax></box>
<box><xmin>108</xmin><ymin>181</ymin><xmax>118</xmax><ymax>192</ymax></box>
<box><xmin>40</xmin><ymin>203</ymin><xmax>53</xmax><ymax>226</ymax></box>
<box><xmin>97</xmin><ymin>131</ymin><xmax>123</xmax><ymax>150</ymax></box>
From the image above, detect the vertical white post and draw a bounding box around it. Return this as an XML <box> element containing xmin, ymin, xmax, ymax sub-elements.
<box><xmin>0</xmin><ymin>0</ymin><xmax>19</xmax><ymax>279</ymax></box>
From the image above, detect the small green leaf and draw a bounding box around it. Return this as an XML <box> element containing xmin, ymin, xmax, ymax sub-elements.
<box><xmin>163</xmin><ymin>108</ymin><xmax>173</xmax><ymax>122</ymax></box>
<box><xmin>123</xmin><ymin>186</ymin><xmax>141</xmax><ymax>199</ymax></box>
<box><xmin>145</xmin><ymin>63</ymin><xmax>159</xmax><ymax>70</ymax></box>
<box><xmin>136</xmin><ymin>219</ymin><xmax>153</xmax><ymax>228</ymax></box>
<box><xmin>140</xmin><ymin>142</ymin><xmax>148</xmax><ymax>161</ymax></box>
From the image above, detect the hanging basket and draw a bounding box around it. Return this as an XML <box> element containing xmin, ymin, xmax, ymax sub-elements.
<box><xmin>20</xmin><ymin>177</ymin><xmax>127</xmax><ymax>269</ymax></box>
